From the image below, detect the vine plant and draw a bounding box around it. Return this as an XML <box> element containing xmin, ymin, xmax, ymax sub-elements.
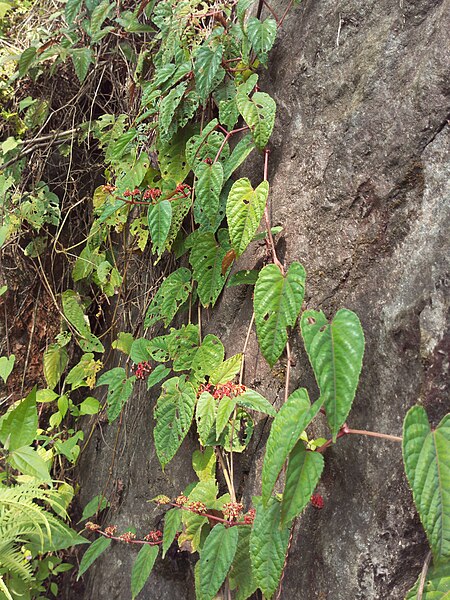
<box><xmin>0</xmin><ymin>0</ymin><xmax>448</xmax><ymax>599</ymax></box>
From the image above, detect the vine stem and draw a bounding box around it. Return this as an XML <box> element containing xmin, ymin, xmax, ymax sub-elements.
<box><xmin>317</xmin><ymin>424</ymin><xmax>402</xmax><ymax>453</ymax></box>
<box><xmin>263</xmin><ymin>149</ymin><xmax>284</xmax><ymax>272</ymax></box>
<box><xmin>216</xmin><ymin>448</ymin><xmax>236</xmax><ymax>502</ymax></box>
<box><xmin>417</xmin><ymin>551</ymin><xmax>432</xmax><ymax>600</ymax></box>
<box><xmin>95</xmin><ymin>529</ymin><xmax>162</xmax><ymax>546</ymax></box>
<box><xmin>167</xmin><ymin>503</ymin><xmax>246</xmax><ymax>527</ymax></box>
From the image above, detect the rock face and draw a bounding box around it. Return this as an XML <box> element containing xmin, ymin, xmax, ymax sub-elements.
<box><xmin>77</xmin><ymin>0</ymin><xmax>449</xmax><ymax>598</ymax></box>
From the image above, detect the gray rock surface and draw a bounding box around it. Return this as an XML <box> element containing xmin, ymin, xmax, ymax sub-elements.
<box><xmin>77</xmin><ymin>0</ymin><xmax>450</xmax><ymax>598</ymax></box>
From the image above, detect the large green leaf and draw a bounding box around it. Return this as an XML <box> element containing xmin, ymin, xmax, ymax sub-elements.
<box><xmin>90</xmin><ymin>0</ymin><xmax>113</xmax><ymax>32</ymax></box>
<box><xmin>222</xmin><ymin>134</ymin><xmax>255</xmax><ymax>182</ymax></box>
<box><xmin>229</xmin><ymin>526</ymin><xmax>258</xmax><ymax>600</ymax></box>
<box><xmin>78</xmin><ymin>537</ymin><xmax>111</xmax><ymax>579</ymax></box>
<box><xmin>154</xmin><ymin>376</ymin><xmax>196</xmax><ymax>468</ymax></box>
<box><xmin>250</xmin><ymin>497</ymin><xmax>290</xmax><ymax>599</ymax></box>
<box><xmin>189</xmin><ymin>231</ymin><xmax>230</xmax><ymax>307</ymax></box>
<box><xmin>210</xmin><ymin>353</ymin><xmax>242</xmax><ymax>385</ymax></box>
<box><xmin>18</xmin><ymin>46</ymin><xmax>36</xmax><ymax>77</ymax></box>
<box><xmin>131</xmin><ymin>544</ymin><xmax>159</xmax><ymax>599</ymax></box>
<box><xmin>194</xmin><ymin>161</ymin><xmax>224</xmax><ymax>231</ymax></box>
<box><xmin>65</xmin><ymin>0</ymin><xmax>83</xmax><ymax>24</ymax></box>
<box><xmin>193</xmin><ymin>44</ymin><xmax>225</xmax><ymax>102</ymax></box>
<box><xmin>162</xmin><ymin>508</ymin><xmax>182</xmax><ymax>558</ymax></box>
<box><xmin>158</xmin><ymin>130</ymin><xmax>191</xmax><ymax>183</ymax></box>
<box><xmin>246</xmin><ymin>17</ymin><xmax>277</xmax><ymax>57</ymax></box>
<box><xmin>62</xmin><ymin>290</ymin><xmax>91</xmax><ymax>337</ymax></box>
<box><xmin>43</xmin><ymin>344</ymin><xmax>68</xmax><ymax>390</ymax></box>
<box><xmin>405</xmin><ymin>562</ymin><xmax>450</xmax><ymax>599</ymax></box>
<box><xmin>159</xmin><ymin>81</ymin><xmax>187</xmax><ymax>135</ymax></box>
<box><xmin>196</xmin><ymin>391</ymin><xmax>217</xmax><ymax>445</ymax></box>
<box><xmin>226</xmin><ymin>178</ymin><xmax>268</xmax><ymax>257</ymax></box>
<box><xmin>300</xmin><ymin>308</ymin><xmax>365</xmax><ymax>440</ymax></box>
<box><xmin>236</xmin><ymin>90</ymin><xmax>276</xmax><ymax>150</ymax></box>
<box><xmin>147</xmin><ymin>199</ymin><xmax>172</xmax><ymax>259</ymax></box>
<box><xmin>144</xmin><ymin>267</ymin><xmax>192</xmax><ymax>327</ymax></box>
<box><xmin>70</xmin><ymin>47</ymin><xmax>93</xmax><ymax>83</ymax></box>
<box><xmin>216</xmin><ymin>396</ymin><xmax>236</xmax><ymax>438</ymax></box>
<box><xmin>281</xmin><ymin>441</ymin><xmax>324</xmax><ymax>526</ymax></box>
<box><xmin>262</xmin><ymin>388</ymin><xmax>322</xmax><ymax>505</ymax></box>
<box><xmin>237</xmin><ymin>389</ymin><xmax>277</xmax><ymax>417</ymax></box>
<box><xmin>198</xmin><ymin>524</ymin><xmax>239</xmax><ymax>600</ymax></box>
<box><xmin>190</xmin><ymin>334</ymin><xmax>224</xmax><ymax>384</ymax></box>
<box><xmin>403</xmin><ymin>407</ymin><xmax>450</xmax><ymax>562</ymax></box>
<box><xmin>8</xmin><ymin>446</ymin><xmax>51</xmax><ymax>480</ymax></box>
<box><xmin>96</xmin><ymin>367</ymin><xmax>135</xmax><ymax>422</ymax></box>
<box><xmin>0</xmin><ymin>388</ymin><xmax>37</xmax><ymax>451</ymax></box>
<box><xmin>254</xmin><ymin>262</ymin><xmax>306</xmax><ymax>367</ymax></box>
<box><xmin>167</xmin><ymin>324</ymin><xmax>200</xmax><ymax>371</ymax></box>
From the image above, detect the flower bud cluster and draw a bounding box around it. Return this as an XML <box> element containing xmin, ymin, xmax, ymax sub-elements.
<box><xmin>144</xmin><ymin>530</ymin><xmax>163</xmax><ymax>542</ymax></box>
<box><xmin>198</xmin><ymin>381</ymin><xmax>246</xmax><ymax>401</ymax></box>
<box><xmin>222</xmin><ymin>501</ymin><xmax>244</xmax><ymax>522</ymax></box>
<box><xmin>133</xmin><ymin>361</ymin><xmax>152</xmax><ymax>379</ymax></box>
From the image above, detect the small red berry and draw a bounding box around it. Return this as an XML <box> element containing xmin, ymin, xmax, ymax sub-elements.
<box><xmin>311</xmin><ymin>494</ymin><xmax>324</xmax><ymax>509</ymax></box>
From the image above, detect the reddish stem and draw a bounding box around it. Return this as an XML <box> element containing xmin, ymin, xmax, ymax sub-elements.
<box><xmin>168</xmin><ymin>503</ymin><xmax>247</xmax><ymax>527</ymax></box>
<box><xmin>317</xmin><ymin>423</ymin><xmax>402</xmax><ymax>453</ymax></box>
<box><xmin>96</xmin><ymin>529</ymin><xmax>162</xmax><ymax>546</ymax></box>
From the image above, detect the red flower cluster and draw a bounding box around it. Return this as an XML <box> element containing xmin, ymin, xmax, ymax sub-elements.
<box><xmin>123</xmin><ymin>188</ymin><xmax>141</xmax><ymax>197</ymax></box>
<box><xmin>144</xmin><ymin>530</ymin><xmax>163</xmax><ymax>542</ymax></box>
<box><xmin>198</xmin><ymin>381</ymin><xmax>247</xmax><ymax>400</ymax></box>
<box><xmin>222</xmin><ymin>501</ymin><xmax>244</xmax><ymax>522</ymax></box>
<box><xmin>118</xmin><ymin>532</ymin><xmax>136</xmax><ymax>543</ymax></box>
<box><xmin>175</xmin><ymin>494</ymin><xmax>189</xmax><ymax>506</ymax></box>
<box><xmin>310</xmin><ymin>494</ymin><xmax>324</xmax><ymax>509</ymax></box>
<box><xmin>244</xmin><ymin>508</ymin><xmax>256</xmax><ymax>524</ymax></box>
<box><xmin>133</xmin><ymin>361</ymin><xmax>152</xmax><ymax>379</ymax></box>
<box><xmin>174</xmin><ymin>182</ymin><xmax>191</xmax><ymax>197</ymax></box>
<box><xmin>104</xmin><ymin>525</ymin><xmax>117</xmax><ymax>536</ymax></box>
<box><xmin>188</xmin><ymin>501</ymin><xmax>207</xmax><ymax>514</ymax></box>
<box><xmin>85</xmin><ymin>522</ymin><xmax>101</xmax><ymax>531</ymax></box>
<box><xmin>143</xmin><ymin>187</ymin><xmax>162</xmax><ymax>201</ymax></box>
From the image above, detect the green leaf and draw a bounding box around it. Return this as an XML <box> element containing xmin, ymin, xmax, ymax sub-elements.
<box><xmin>198</xmin><ymin>524</ymin><xmax>239</xmax><ymax>600</ymax></box>
<box><xmin>112</xmin><ymin>332</ymin><xmax>134</xmax><ymax>355</ymax></box>
<box><xmin>227</xmin><ymin>269</ymin><xmax>259</xmax><ymax>287</ymax></box>
<box><xmin>79</xmin><ymin>396</ymin><xmax>101</xmax><ymax>415</ymax></box>
<box><xmin>300</xmin><ymin>308</ymin><xmax>365</xmax><ymax>440</ymax></box>
<box><xmin>167</xmin><ymin>325</ymin><xmax>200</xmax><ymax>371</ymax></box>
<box><xmin>194</xmin><ymin>161</ymin><xmax>224</xmax><ymax>231</ymax></box>
<box><xmin>196</xmin><ymin>392</ymin><xmax>217</xmax><ymax>445</ymax></box>
<box><xmin>403</xmin><ymin>407</ymin><xmax>450</xmax><ymax>562</ymax></box>
<box><xmin>262</xmin><ymin>388</ymin><xmax>322</xmax><ymax>504</ymax></box>
<box><xmin>147</xmin><ymin>199</ymin><xmax>172</xmax><ymax>259</ymax></box>
<box><xmin>162</xmin><ymin>508</ymin><xmax>182</xmax><ymax>558</ymax></box>
<box><xmin>80</xmin><ymin>494</ymin><xmax>110</xmax><ymax>522</ymax></box>
<box><xmin>43</xmin><ymin>344</ymin><xmax>68</xmax><ymax>390</ymax></box>
<box><xmin>106</xmin><ymin>130</ymin><xmax>137</xmax><ymax>163</ymax></box>
<box><xmin>222</xmin><ymin>134</ymin><xmax>255</xmax><ymax>182</ymax></box>
<box><xmin>159</xmin><ymin>81</ymin><xmax>187</xmax><ymax>134</ymax></box>
<box><xmin>226</xmin><ymin>178</ymin><xmax>268</xmax><ymax>257</ymax></box>
<box><xmin>146</xmin><ymin>365</ymin><xmax>171</xmax><ymax>390</ymax></box>
<box><xmin>216</xmin><ymin>396</ymin><xmax>236</xmax><ymax>438</ymax></box>
<box><xmin>281</xmin><ymin>441</ymin><xmax>324</xmax><ymax>526</ymax></box>
<box><xmin>0</xmin><ymin>388</ymin><xmax>37</xmax><ymax>451</ymax></box>
<box><xmin>90</xmin><ymin>0</ymin><xmax>113</xmax><ymax>33</ymax></box>
<box><xmin>229</xmin><ymin>526</ymin><xmax>258</xmax><ymax>600</ymax></box>
<box><xmin>237</xmin><ymin>389</ymin><xmax>276</xmax><ymax>417</ymax></box>
<box><xmin>144</xmin><ymin>267</ymin><xmax>192</xmax><ymax>327</ymax></box>
<box><xmin>0</xmin><ymin>2</ymin><xmax>12</xmax><ymax>19</ymax></box>
<box><xmin>8</xmin><ymin>446</ymin><xmax>51</xmax><ymax>480</ymax></box>
<box><xmin>190</xmin><ymin>334</ymin><xmax>225</xmax><ymax>385</ymax></box>
<box><xmin>78</xmin><ymin>537</ymin><xmax>112</xmax><ymax>579</ymax></box>
<box><xmin>210</xmin><ymin>354</ymin><xmax>242</xmax><ymax>385</ymax></box>
<box><xmin>0</xmin><ymin>354</ymin><xmax>15</xmax><ymax>384</ymax></box>
<box><xmin>250</xmin><ymin>497</ymin><xmax>290</xmax><ymax>599</ymax></box>
<box><xmin>254</xmin><ymin>262</ymin><xmax>306</xmax><ymax>367</ymax></box>
<box><xmin>405</xmin><ymin>562</ymin><xmax>450</xmax><ymax>599</ymax></box>
<box><xmin>189</xmin><ymin>231</ymin><xmax>230</xmax><ymax>307</ymax></box>
<box><xmin>19</xmin><ymin>47</ymin><xmax>36</xmax><ymax>77</ymax></box>
<box><xmin>65</xmin><ymin>0</ymin><xmax>83</xmax><ymax>24</ymax></box>
<box><xmin>130</xmin><ymin>338</ymin><xmax>153</xmax><ymax>363</ymax></box>
<box><xmin>154</xmin><ymin>376</ymin><xmax>196</xmax><ymax>468</ymax></box>
<box><xmin>236</xmin><ymin>89</ymin><xmax>276</xmax><ymax>150</ymax></box>
<box><xmin>96</xmin><ymin>367</ymin><xmax>135</xmax><ymax>422</ymax></box>
<box><xmin>192</xmin><ymin>447</ymin><xmax>216</xmax><ymax>481</ymax></box>
<box><xmin>131</xmin><ymin>544</ymin><xmax>159</xmax><ymax>599</ymax></box>
<box><xmin>194</xmin><ymin>44</ymin><xmax>225</xmax><ymax>103</ymax></box>
<box><xmin>246</xmin><ymin>17</ymin><xmax>277</xmax><ymax>57</ymax></box>
<box><xmin>70</xmin><ymin>48</ymin><xmax>93</xmax><ymax>83</ymax></box>
<box><xmin>62</xmin><ymin>290</ymin><xmax>91</xmax><ymax>337</ymax></box>
<box><xmin>158</xmin><ymin>129</ymin><xmax>191</xmax><ymax>183</ymax></box>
